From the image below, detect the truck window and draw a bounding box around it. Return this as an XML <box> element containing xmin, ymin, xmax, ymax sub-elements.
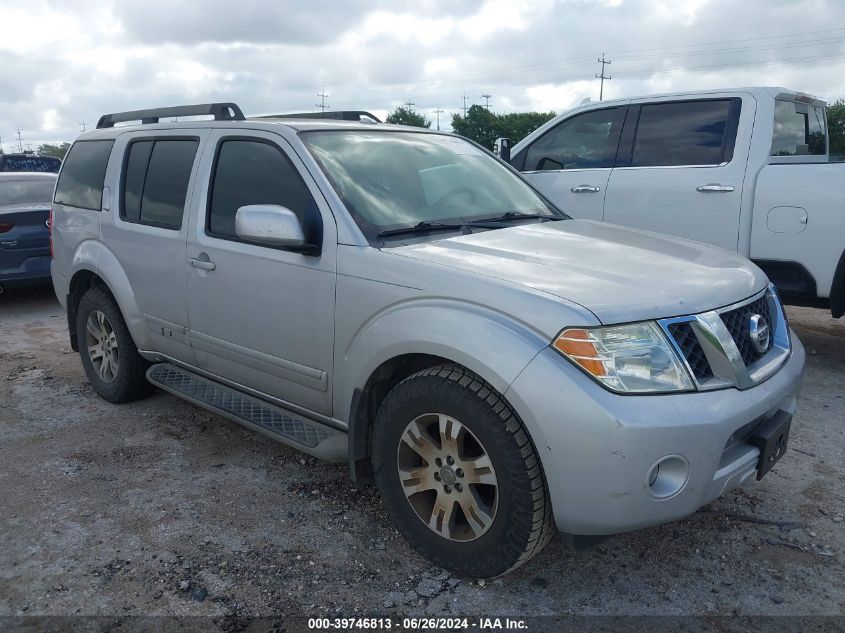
<box><xmin>207</xmin><ymin>139</ymin><xmax>318</xmax><ymax>241</ymax></box>
<box><xmin>522</xmin><ymin>107</ymin><xmax>626</xmax><ymax>171</ymax></box>
<box><xmin>0</xmin><ymin>155</ymin><xmax>61</xmax><ymax>173</ymax></box>
<box><xmin>630</xmin><ymin>100</ymin><xmax>734</xmax><ymax>167</ymax></box>
<box><xmin>121</xmin><ymin>139</ymin><xmax>198</xmax><ymax>230</ymax></box>
<box><xmin>53</xmin><ymin>140</ymin><xmax>114</xmax><ymax>210</ymax></box>
<box><xmin>770</xmin><ymin>100</ymin><xmax>827</xmax><ymax>157</ymax></box>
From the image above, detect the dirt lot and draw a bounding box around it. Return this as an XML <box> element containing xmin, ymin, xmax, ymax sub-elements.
<box><xmin>1</xmin><ymin>286</ymin><xmax>843</xmax><ymax>623</ymax></box>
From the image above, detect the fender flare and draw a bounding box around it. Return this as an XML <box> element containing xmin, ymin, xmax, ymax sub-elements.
<box><xmin>67</xmin><ymin>240</ymin><xmax>151</xmax><ymax>349</ymax></box>
<box><xmin>831</xmin><ymin>248</ymin><xmax>845</xmax><ymax>318</ymax></box>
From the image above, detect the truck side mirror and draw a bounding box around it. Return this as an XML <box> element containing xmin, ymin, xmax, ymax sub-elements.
<box><xmin>494</xmin><ymin>138</ymin><xmax>511</xmax><ymax>163</ymax></box>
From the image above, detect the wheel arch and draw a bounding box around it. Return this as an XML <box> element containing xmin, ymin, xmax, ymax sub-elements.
<box><xmin>65</xmin><ymin>242</ymin><xmax>149</xmax><ymax>351</ymax></box>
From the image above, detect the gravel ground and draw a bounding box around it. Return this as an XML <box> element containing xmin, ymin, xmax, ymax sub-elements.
<box><xmin>1</xmin><ymin>286</ymin><xmax>843</xmax><ymax>623</ymax></box>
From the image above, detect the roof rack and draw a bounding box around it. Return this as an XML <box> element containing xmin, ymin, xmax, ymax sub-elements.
<box><xmin>255</xmin><ymin>111</ymin><xmax>381</xmax><ymax>123</ymax></box>
<box><xmin>96</xmin><ymin>103</ymin><xmax>245</xmax><ymax>129</ymax></box>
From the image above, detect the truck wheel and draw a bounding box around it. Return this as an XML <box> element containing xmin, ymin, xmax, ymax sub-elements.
<box><xmin>76</xmin><ymin>286</ymin><xmax>153</xmax><ymax>403</ymax></box>
<box><xmin>372</xmin><ymin>364</ymin><xmax>554</xmax><ymax>577</ymax></box>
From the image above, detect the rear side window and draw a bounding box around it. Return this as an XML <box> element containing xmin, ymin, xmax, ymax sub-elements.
<box><xmin>630</xmin><ymin>100</ymin><xmax>734</xmax><ymax>167</ymax></box>
<box><xmin>121</xmin><ymin>139</ymin><xmax>198</xmax><ymax>230</ymax></box>
<box><xmin>771</xmin><ymin>100</ymin><xmax>827</xmax><ymax>157</ymax></box>
<box><xmin>523</xmin><ymin>107</ymin><xmax>626</xmax><ymax>171</ymax></box>
<box><xmin>208</xmin><ymin>139</ymin><xmax>318</xmax><ymax>241</ymax></box>
<box><xmin>54</xmin><ymin>140</ymin><xmax>114</xmax><ymax>210</ymax></box>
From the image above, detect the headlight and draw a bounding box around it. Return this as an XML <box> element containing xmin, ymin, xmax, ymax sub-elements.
<box><xmin>552</xmin><ymin>322</ymin><xmax>694</xmax><ymax>393</ymax></box>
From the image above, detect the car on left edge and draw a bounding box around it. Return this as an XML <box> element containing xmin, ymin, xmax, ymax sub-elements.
<box><xmin>0</xmin><ymin>172</ymin><xmax>56</xmax><ymax>294</ymax></box>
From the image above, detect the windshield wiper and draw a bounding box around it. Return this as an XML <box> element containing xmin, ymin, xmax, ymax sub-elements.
<box><xmin>376</xmin><ymin>221</ymin><xmax>472</xmax><ymax>239</ymax></box>
<box><xmin>468</xmin><ymin>211</ymin><xmax>565</xmax><ymax>225</ymax></box>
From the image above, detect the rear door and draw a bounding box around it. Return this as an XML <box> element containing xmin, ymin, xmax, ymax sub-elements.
<box><xmin>516</xmin><ymin>105</ymin><xmax>628</xmax><ymax>221</ymax></box>
<box><xmin>101</xmin><ymin>130</ymin><xmax>208</xmax><ymax>361</ymax></box>
<box><xmin>603</xmin><ymin>95</ymin><xmax>752</xmax><ymax>251</ymax></box>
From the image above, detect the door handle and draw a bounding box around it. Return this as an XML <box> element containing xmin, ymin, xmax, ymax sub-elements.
<box><xmin>571</xmin><ymin>185</ymin><xmax>601</xmax><ymax>193</ymax></box>
<box><xmin>189</xmin><ymin>257</ymin><xmax>216</xmax><ymax>271</ymax></box>
<box><xmin>696</xmin><ymin>184</ymin><xmax>735</xmax><ymax>193</ymax></box>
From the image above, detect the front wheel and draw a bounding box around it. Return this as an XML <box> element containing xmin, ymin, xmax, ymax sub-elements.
<box><xmin>372</xmin><ymin>365</ymin><xmax>554</xmax><ymax>577</ymax></box>
<box><xmin>76</xmin><ymin>286</ymin><xmax>153</xmax><ymax>403</ymax></box>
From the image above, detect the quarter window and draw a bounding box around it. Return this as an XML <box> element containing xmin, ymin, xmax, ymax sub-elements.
<box><xmin>630</xmin><ymin>100</ymin><xmax>734</xmax><ymax>167</ymax></box>
<box><xmin>207</xmin><ymin>139</ymin><xmax>319</xmax><ymax>243</ymax></box>
<box><xmin>523</xmin><ymin>107</ymin><xmax>626</xmax><ymax>171</ymax></box>
<box><xmin>771</xmin><ymin>100</ymin><xmax>827</xmax><ymax>157</ymax></box>
<box><xmin>54</xmin><ymin>140</ymin><xmax>114</xmax><ymax>210</ymax></box>
<box><xmin>121</xmin><ymin>139</ymin><xmax>198</xmax><ymax>230</ymax></box>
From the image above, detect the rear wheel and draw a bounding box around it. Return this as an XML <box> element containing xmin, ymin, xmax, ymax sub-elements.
<box><xmin>372</xmin><ymin>364</ymin><xmax>554</xmax><ymax>577</ymax></box>
<box><xmin>76</xmin><ymin>286</ymin><xmax>153</xmax><ymax>403</ymax></box>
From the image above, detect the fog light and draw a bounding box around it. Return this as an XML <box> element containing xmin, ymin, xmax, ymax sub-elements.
<box><xmin>646</xmin><ymin>455</ymin><xmax>689</xmax><ymax>499</ymax></box>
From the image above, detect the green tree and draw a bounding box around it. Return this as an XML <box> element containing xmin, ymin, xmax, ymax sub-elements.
<box><xmin>451</xmin><ymin>106</ymin><xmax>556</xmax><ymax>150</ymax></box>
<box><xmin>385</xmin><ymin>106</ymin><xmax>431</xmax><ymax>128</ymax></box>
<box><xmin>827</xmin><ymin>99</ymin><xmax>845</xmax><ymax>158</ymax></box>
<box><xmin>37</xmin><ymin>142</ymin><xmax>71</xmax><ymax>159</ymax></box>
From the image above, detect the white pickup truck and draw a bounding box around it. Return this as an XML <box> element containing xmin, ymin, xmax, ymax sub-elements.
<box><xmin>499</xmin><ymin>87</ymin><xmax>844</xmax><ymax>317</ymax></box>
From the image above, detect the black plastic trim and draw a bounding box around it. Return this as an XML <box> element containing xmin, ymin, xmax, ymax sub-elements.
<box><xmin>97</xmin><ymin>103</ymin><xmax>244</xmax><ymax>129</ymax></box>
<box><xmin>830</xmin><ymin>249</ymin><xmax>845</xmax><ymax>318</ymax></box>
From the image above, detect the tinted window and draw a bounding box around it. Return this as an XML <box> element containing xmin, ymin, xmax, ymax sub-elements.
<box><xmin>120</xmin><ymin>139</ymin><xmax>198</xmax><ymax>230</ymax></box>
<box><xmin>208</xmin><ymin>140</ymin><xmax>317</xmax><ymax>240</ymax></box>
<box><xmin>0</xmin><ymin>155</ymin><xmax>61</xmax><ymax>173</ymax></box>
<box><xmin>54</xmin><ymin>140</ymin><xmax>114</xmax><ymax>210</ymax></box>
<box><xmin>523</xmin><ymin>107</ymin><xmax>626</xmax><ymax>171</ymax></box>
<box><xmin>0</xmin><ymin>178</ymin><xmax>56</xmax><ymax>205</ymax></box>
<box><xmin>122</xmin><ymin>141</ymin><xmax>153</xmax><ymax>222</ymax></box>
<box><xmin>771</xmin><ymin>100</ymin><xmax>827</xmax><ymax>157</ymax></box>
<box><xmin>631</xmin><ymin>100</ymin><xmax>732</xmax><ymax>167</ymax></box>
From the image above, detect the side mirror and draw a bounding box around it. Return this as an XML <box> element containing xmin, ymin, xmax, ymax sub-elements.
<box><xmin>235</xmin><ymin>204</ymin><xmax>306</xmax><ymax>248</ymax></box>
<box><xmin>494</xmin><ymin>137</ymin><xmax>511</xmax><ymax>163</ymax></box>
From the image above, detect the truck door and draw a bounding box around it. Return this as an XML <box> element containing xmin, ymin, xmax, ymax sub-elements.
<box><xmin>516</xmin><ymin>105</ymin><xmax>628</xmax><ymax>221</ymax></box>
<box><xmin>603</xmin><ymin>95</ymin><xmax>752</xmax><ymax>252</ymax></box>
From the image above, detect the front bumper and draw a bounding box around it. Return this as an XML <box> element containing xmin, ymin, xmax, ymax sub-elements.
<box><xmin>505</xmin><ymin>332</ymin><xmax>805</xmax><ymax>535</ymax></box>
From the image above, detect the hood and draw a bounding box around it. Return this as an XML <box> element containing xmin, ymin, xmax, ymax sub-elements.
<box><xmin>387</xmin><ymin>220</ymin><xmax>767</xmax><ymax>324</ymax></box>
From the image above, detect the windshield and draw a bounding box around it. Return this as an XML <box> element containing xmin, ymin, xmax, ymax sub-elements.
<box><xmin>301</xmin><ymin>130</ymin><xmax>560</xmax><ymax>239</ymax></box>
<box><xmin>0</xmin><ymin>178</ymin><xmax>56</xmax><ymax>206</ymax></box>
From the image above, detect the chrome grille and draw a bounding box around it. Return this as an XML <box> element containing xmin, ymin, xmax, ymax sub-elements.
<box><xmin>660</xmin><ymin>286</ymin><xmax>789</xmax><ymax>391</ymax></box>
<box><xmin>667</xmin><ymin>321</ymin><xmax>713</xmax><ymax>381</ymax></box>
<box><xmin>720</xmin><ymin>296</ymin><xmax>772</xmax><ymax>365</ymax></box>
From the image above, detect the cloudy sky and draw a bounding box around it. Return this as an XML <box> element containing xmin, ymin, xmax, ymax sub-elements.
<box><xmin>1</xmin><ymin>0</ymin><xmax>844</xmax><ymax>148</ymax></box>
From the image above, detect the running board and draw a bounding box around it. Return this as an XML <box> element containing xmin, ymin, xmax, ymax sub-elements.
<box><xmin>146</xmin><ymin>363</ymin><xmax>347</xmax><ymax>462</ymax></box>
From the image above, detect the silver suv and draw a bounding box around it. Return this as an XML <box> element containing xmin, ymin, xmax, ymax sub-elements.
<box><xmin>50</xmin><ymin>102</ymin><xmax>805</xmax><ymax>577</ymax></box>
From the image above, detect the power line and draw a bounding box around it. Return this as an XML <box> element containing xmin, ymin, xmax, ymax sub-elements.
<box><xmin>433</xmin><ymin>108</ymin><xmax>444</xmax><ymax>131</ymax></box>
<box><xmin>596</xmin><ymin>54</ymin><xmax>611</xmax><ymax>100</ymax></box>
<box><xmin>480</xmin><ymin>94</ymin><xmax>492</xmax><ymax>110</ymax></box>
<box><xmin>316</xmin><ymin>89</ymin><xmax>329</xmax><ymax>115</ymax></box>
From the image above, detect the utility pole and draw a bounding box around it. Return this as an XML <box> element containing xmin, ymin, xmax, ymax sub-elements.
<box><xmin>433</xmin><ymin>108</ymin><xmax>444</xmax><ymax>131</ymax></box>
<box><xmin>0</xmin><ymin>136</ymin><xmax>4</xmax><ymax>153</ymax></box>
<box><xmin>316</xmin><ymin>89</ymin><xmax>329</xmax><ymax>116</ymax></box>
<box><xmin>80</xmin><ymin>121</ymin><xmax>87</xmax><ymax>132</ymax></box>
<box><xmin>595</xmin><ymin>54</ymin><xmax>612</xmax><ymax>101</ymax></box>
<box><xmin>461</xmin><ymin>93</ymin><xmax>469</xmax><ymax>117</ymax></box>
<box><xmin>480</xmin><ymin>94</ymin><xmax>492</xmax><ymax>110</ymax></box>
<box><xmin>16</xmin><ymin>128</ymin><xmax>23</xmax><ymax>153</ymax></box>
<box><xmin>404</xmin><ymin>99</ymin><xmax>415</xmax><ymax>112</ymax></box>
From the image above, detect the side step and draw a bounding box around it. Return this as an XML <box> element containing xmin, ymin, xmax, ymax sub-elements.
<box><xmin>146</xmin><ymin>363</ymin><xmax>347</xmax><ymax>462</ymax></box>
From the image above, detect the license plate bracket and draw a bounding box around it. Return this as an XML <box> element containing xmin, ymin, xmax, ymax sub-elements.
<box><xmin>748</xmin><ymin>410</ymin><xmax>792</xmax><ymax>480</ymax></box>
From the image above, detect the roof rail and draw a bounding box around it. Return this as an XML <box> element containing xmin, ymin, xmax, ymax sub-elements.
<box><xmin>254</xmin><ymin>111</ymin><xmax>381</xmax><ymax>123</ymax></box>
<box><xmin>96</xmin><ymin>103</ymin><xmax>245</xmax><ymax>129</ymax></box>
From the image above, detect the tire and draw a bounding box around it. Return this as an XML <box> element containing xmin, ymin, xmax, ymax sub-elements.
<box><xmin>371</xmin><ymin>364</ymin><xmax>554</xmax><ymax>578</ymax></box>
<box><xmin>76</xmin><ymin>286</ymin><xmax>153</xmax><ymax>403</ymax></box>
